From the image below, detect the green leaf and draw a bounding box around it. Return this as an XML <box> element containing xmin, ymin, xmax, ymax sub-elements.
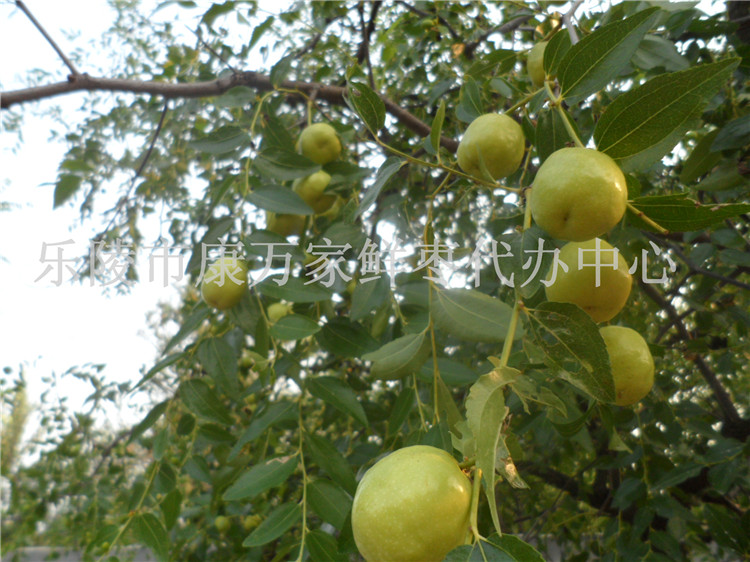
<box><xmin>160</xmin><ymin>489</ymin><xmax>182</xmax><ymax>530</ymax></box>
<box><xmin>679</xmin><ymin>129</ymin><xmax>722</xmax><ymax>183</ymax></box>
<box><xmin>347</xmin><ymin>81</ymin><xmax>385</xmax><ymax>134</ymax></box>
<box><xmin>307</xmin><ymin>376</ymin><xmax>369</xmax><ymax>427</ymax></box>
<box><xmin>457</xmin><ymin>77</ymin><xmax>483</xmax><ymax>123</ymax></box>
<box><xmin>242</xmin><ymin>502</ymin><xmax>301</xmax><ymax>547</ymax></box>
<box><xmin>594</xmin><ymin>58</ymin><xmax>740</xmax><ymax>171</ymax></box>
<box><xmin>387</xmin><ymin>386</ymin><xmax>415</xmax><ymax>437</ymax></box>
<box><xmin>632</xmin><ymin>34</ymin><xmax>689</xmax><ymax>72</ymax></box>
<box><xmin>259</xmin><ymin>110</ymin><xmax>296</xmax><ymax>151</ymax></box>
<box><xmin>316</xmin><ymin>318</ymin><xmax>379</xmax><ymax>358</ymax></box>
<box><xmin>430</xmin><ymin>99</ymin><xmax>447</xmax><ymax>153</ymax></box>
<box><xmin>132</xmin><ymin>351</ymin><xmax>184</xmax><ymax>391</ymax></box>
<box><xmin>628</xmin><ymin>194</ymin><xmax>750</xmax><ymax>232</ymax></box>
<box><xmin>704</xmin><ymin>504</ymin><xmax>750</xmax><ymax>554</ymax></box>
<box><xmin>189</xmin><ymin>125</ymin><xmax>248</xmax><ymax>154</ymax></box>
<box><xmin>197</xmin><ymin>337</ymin><xmax>239</xmax><ymax>396</ymax></box>
<box><xmin>249</xmin><ymin>15</ymin><xmax>274</xmax><ymax>50</ymax></box>
<box><xmin>128</xmin><ymin>400</ymin><xmax>169</xmax><ymax>444</ymax></box>
<box><xmin>351</xmin><ymin>275</ymin><xmax>390</xmax><ymax>320</ymax></box>
<box><xmin>254</xmin><ymin>148</ymin><xmax>320</xmax><ymax>180</ymax></box>
<box><xmin>53</xmin><ymin>174</ymin><xmax>82</xmax><ymax>208</ymax></box>
<box><xmin>257</xmin><ymin>275</ymin><xmax>334</xmax><ymax>303</ymax></box>
<box><xmin>467</xmin><ymin>49</ymin><xmax>516</xmax><ymax>78</ymax></box>
<box><xmin>223</xmin><ymin>455</ymin><xmax>298</xmax><ymax>501</ymax></box>
<box><xmin>418</xmin><ymin>358</ymin><xmax>479</xmax><ymax>386</ymax></box>
<box><xmin>535</xmin><ymin>108</ymin><xmax>579</xmax><ymax>163</ymax></box>
<box><xmin>362</xmin><ymin>331</ymin><xmax>431</xmax><ymax>380</ymax></box>
<box><xmin>270</xmin><ymin>55</ymin><xmax>293</xmax><ymax>88</ymax></box>
<box><xmin>306</xmin><ymin>529</ymin><xmax>341</xmax><ymax>561</ymax></box>
<box><xmin>526</xmin><ymin>302</ymin><xmax>615</xmax><ymax>403</ymax></box>
<box><xmin>179</xmin><ymin>379</ymin><xmax>234</xmax><ymax>425</ymax></box>
<box><xmin>465</xmin><ymin>367</ymin><xmax>515</xmax><ymax>537</ymax></box>
<box><xmin>228</xmin><ymin>400</ymin><xmax>297</xmax><ymax>460</ymax></box>
<box><xmin>305</xmin><ymin>432</ymin><xmax>357</xmax><ymax>495</ymax></box>
<box><xmin>269</xmin><ymin>314</ymin><xmax>321</xmax><ymax>340</ymax></box>
<box><xmin>307</xmin><ymin>479</ymin><xmax>352</xmax><ymax>530</ymax></box>
<box><xmin>483</xmin><ymin>534</ymin><xmax>546</xmax><ymax>562</ymax></box>
<box><xmin>711</xmin><ymin>114</ymin><xmax>750</xmax><ymax>151</ymax></box>
<box><xmin>132</xmin><ymin>513</ymin><xmax>168</xmax><ymax>562</ymax></box>
<box><xmin>431</xmin><ymin>288</ymin><xmax>521</xmax><ymax>343</ymax></box>
<box><xmin>543</xmin><ymin>31</ymin><xmax>572</xmax><ymax>77</ymax></box>
<box><xmin>246</xmin><ymin>186</ymin><xmax>314</xmax><ymax>215</ymax></box>
<box><xmin>355</xmin><ymin>156</ymin><xmax>406</xmax><ymax>218</ymax></box>
<box><xmin>185</xmin><ymin>215</ymin><xmax>235</xmax><ymax>275</ymax></box>
<box><xmin>651</xmin><ymin>462</ymin><xmax>704</xmax><ymax>490</ymax></box>
<box><xmin>166</xmin><ymin>307</ymin><xmax>211</xmax><ymax>351</ymax></box>
<box><xmin>558</xmin><ymin>7</ymin><xmax>660</xmax><ymax>100</ymax></box>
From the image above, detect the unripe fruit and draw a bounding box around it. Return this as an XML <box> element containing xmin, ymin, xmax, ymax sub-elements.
<box><xmin>242</xmin><ymin>514</ymin><xmax>261</xmax><ymax>531</ymax></box>
<box><xmin>351</xmin><ymin>445</ymin><xmax>471</xmax><ymax>562</ymax></box>
<box><xmin>457</xmin><ymin>113</ymin><xmax>525</xmax><ymax>180</ymax></box>
<box><xmin>297</xmin><ymin>123</ymin><xmax>342</xmax><ymax>165</ymax></box>
<box><xmin>267</xmin><ymin>301</ymin><xmax>292</xmax><ymax>323</ymax></box>
<box><xmin>527</xmin><ymin>41</ymin><xmax>548</xmax><ymax>88</ymax></box>
<box><xmin>293</xmin><ymin>170</ymin><xmax>337</xmax><ymax>214</ymax></box>
<box><xmin>545</xmin><ymin>238</ymin><xmax>632</xmax><ymax>323</ymax></box>
<box><xmin>214</xmin><ymin>515</ymin><xmax>231</xmax><ymax>533</ymax></box>
<box><xmin>200</xmin><ymin>257</ymin><xmax>249</xmax><ymax>310</ymax></box>
<box><xmin>600</xmin><ymin>326</ymin><xmax>655</xmax><ymax>406</ymax></box>
<box><xmin>266</xmin><ymin>212</ymin><xmax>305</xmax><ymax>237</ymax></box>
<box><xmin>530</xmin><ymin>147</ymin><xmax>627</xmax><ymax>241</ymax></box>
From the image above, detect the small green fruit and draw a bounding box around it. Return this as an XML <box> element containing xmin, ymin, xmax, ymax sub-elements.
<box><xmin>266</xmin><ymin>212</ymin><xmax>306</xmax><ymax>237</ymax></box>
<box><xmin>545</xmin><ymin>238</ymin><xmax>632</xmax><ymax>323</ymax></box>
<box><xmin>530</xmin><ymin>147</ymin><xmax>627</xmax><ymax>241</ymax></box>
<box><xmin>457</xmin><ymin>113</ymin><xmax>525</xmax><ymax>180</ymax></box>
<box><xmin>214</xmin><ymin>515</ymin><xmax>231</xmax><ymax>533</ymax></box>
<box><xmin>200</xmin><ymin>257</ymin><xmax>248</xmax><ymax>310</ymax></box>
<box><xmin>600</xmin><ymin>325</ymin><xmax>655</xmax><ymax>406</ymax></box>
<box><xmin>267</xmin><ymin>301</ymin><xmax>293</xmax><ymax>323</ymax></box>
<box><xmin>293</xmin><ymin>170</ymin><xmax>336</xmax><ymax>214</ymax></box>
<box><xmin>297</xmin><ymin>123</ymin><xmax>342</xmax><ymax>165</ymax></box>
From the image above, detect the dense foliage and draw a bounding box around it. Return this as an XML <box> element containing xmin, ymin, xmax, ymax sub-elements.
<box><xmin>2</xmin><ymin>1</ymin><xmax>749</xmax><ymax>561</ymax></box>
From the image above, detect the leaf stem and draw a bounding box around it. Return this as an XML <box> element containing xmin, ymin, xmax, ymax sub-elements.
<box><xmin>626</xmin><ymin>201</ymin><xmax>669</xmax><ymax>234</ymax></box>
<box><xmin>545</xmin><ymin>82</ymin><xmax>585</xmax><ymax>148</ymax></box>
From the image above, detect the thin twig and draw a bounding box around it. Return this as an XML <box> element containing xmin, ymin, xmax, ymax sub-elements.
<box><xmin>15</xmin><ymin>0</ymin><xmax>81</xmax><ymax>77</ymax></box>
<box><xmin>562</xmin><ymin>0</ymin><xmax>585</xmax><ymax>45</ymax></box>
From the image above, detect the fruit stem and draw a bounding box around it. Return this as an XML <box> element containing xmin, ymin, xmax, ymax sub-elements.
<box><xmin>545</xmin><ymin>82</ymin><xmax>585</xmax><ymax>149</ymax></box>
<box><xmin>499</xmin><ymin>299</ymin><xmax>521</xmax><ymax>368</ymax></box>
<box><xmin>626</xmin><ymin>202</ymin><xmax>669</xmax><ymax>234</ymax></box>
<box><xmin>469</xmin><ymin>468</ymin><xmax>483</xmax><ymax>542</ymax></box>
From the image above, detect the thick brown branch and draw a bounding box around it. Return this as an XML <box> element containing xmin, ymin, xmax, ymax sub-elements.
<box><xmin>0</xmin><ymin>71</ymin><xmax>459</xmax><ymax>152</ymax></box>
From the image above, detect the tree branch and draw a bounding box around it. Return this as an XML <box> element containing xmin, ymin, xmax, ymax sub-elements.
<box><xmin>15</xmin><ymin>0</ymin><xmax>81</xmax><ymax>78</ymax></box>
<box><xmin>0</xmin><ymin>71</ymin><xmax>460</xmax><ymax>152</ymax></box>
<box><xmin>639</xmin><ymin>281</ymin><xmax>749</xmax><ymax>441</ymax></box>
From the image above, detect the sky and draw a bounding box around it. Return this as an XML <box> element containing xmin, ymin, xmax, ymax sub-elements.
<box><xmin>0</xmin><ymin>0</ymin><xmax>727</xmax><ymax>450</ymax></box>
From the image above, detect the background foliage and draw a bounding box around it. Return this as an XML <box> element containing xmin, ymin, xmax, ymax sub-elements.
<box><xmin>2</xmin><ymin>1</ymin><xmax>749</xmax><ymax>561</ymax></box>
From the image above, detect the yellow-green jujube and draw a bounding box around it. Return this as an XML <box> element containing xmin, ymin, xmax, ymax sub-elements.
<box><xmin>214</xmin><ymin>515</ymin><xmax>231</xmax><ymax>533</ymax></box>
<box><xmin>545</xmin><ymin>238</ymin><xmax>632</xmax><ymax>323</ymax></box>
<box><xmin>457</xmin><ymin>113</ymin><xmax>525</xmax><ymax>180</ymax></box>
<box><xmin>297</xmin><ymin>123</ymin><xmax>342</xmax><ymax>165</ymax></box>
<box><xmin>527</xmin><ymin>41</ymin><xmax>548</xmax><ymax>88</ymax></box>
<box><xmin>530</xmin><ymin>147</ymin><xmax>627</xmax><ymax>241</ymax></box>
<box><xmin>266</xmin><ymin>212</ymin><xmax>305</xmax><ymax>237</ymax></box>
<box><xmin>600</xmin><ymin>325</ymin><xmax>655</xmax><ymax>406</ymax></box>
<box><xmin>293</xmin><ymin>170</ymin><xmax>337</xmax><ymax>214</ymax></box>
<box><xmin>201</xmin><ymin>257</ymin><xmax>249</xmax><ymax>310</ymax></box>
<box><xmin>351</xmin><ymin>445</ymin><xmax>471</xmax><ymax>562</ymax></box>
<box><xmin>267</xmin><ymin>301</ymin><xmax>292</xmax><ymax>323</ymax></box>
